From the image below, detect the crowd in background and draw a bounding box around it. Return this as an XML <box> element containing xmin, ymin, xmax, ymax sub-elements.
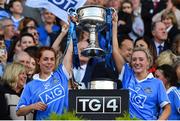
<box><xmin>0</xmin><ymin>0</ymin><xmax>180</xmax><ymax>120</ymax></box>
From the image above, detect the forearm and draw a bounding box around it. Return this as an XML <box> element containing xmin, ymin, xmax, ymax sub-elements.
<box><xmin>63</xmin><ymin>40</ymin><xmax>73</xmax><ymax>74</ymax></box>
<box><xmin>52</xmin><ymin>31</ymin><xmax>67</xmax><ymax>53</ymax></box>
<box><xmin>158</xmin><ymin>104</ymin><xmax>171</xmax><ymax>120</ymax></box>
<box><xmin>16</xmin><ymin>104</ymin><xmax>34</xmax><ymax>116</ymax></box>
<box><xmin>112</xmin><ymin>16</ymin><xmax>125</xmax><ymax>73</ymax></box>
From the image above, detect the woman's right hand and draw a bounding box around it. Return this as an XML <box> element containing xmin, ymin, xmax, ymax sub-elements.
<box><xmin>31</xmin><ymin>102</ymin><xmax>47</xmax><ymax>111</ymax></box>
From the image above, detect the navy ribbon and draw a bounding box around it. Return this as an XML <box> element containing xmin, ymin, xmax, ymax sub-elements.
<box><xmin>104</xmin><ymin>8</ymin><xmax>114</xmax><ymax>69</ymax></box>
<box><xmin>66</xmin><ymin>20</ymin><xmax>80</xmax><ymax>69</ymax></box>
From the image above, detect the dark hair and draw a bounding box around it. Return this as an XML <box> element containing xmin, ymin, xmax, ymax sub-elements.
<box><xmin>8</xmin><ymin>0</ymin><xmax>22</xmax><ymax>11</ymax></box>
<box><xmin>24</xmin><ymin>46</ymin><xmax>39</xmax><ymax>59</ymax></box>
<box><xmin>157</xmin><ymin>64</ymin><xmax>178</xmax><ymax>87</ymax></box>
<box><xmin>24</xmin><ymin>46</ymin><xmax>40</xmax><ymax>75</ymax></box>
<box><xmin>121</xmin><ymin>0</ymin><xmax>133</xmax><ymax>11</ymax></box>
<box><xmin>118</xmin><ymin>34</ymin><xmax>133</xmax><ymax>48</ymax></box>
<box><xmin>18</xmin><ymin>17</ymin><xmax>38</xmax><ymax>31</ymax></box>
<box><xmin>134</xmin><ymin>36</ymin><xmax>157</xmax><ymax>64</ymax></box>
<box><xmin>19</xmin><ymin>33</ymin><xmax>35</xmax><ymax>43</ymax></box>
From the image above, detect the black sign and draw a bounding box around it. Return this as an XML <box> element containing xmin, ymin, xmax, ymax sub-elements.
<box><xmin>69</xmin><ymin>89</ymin><xmax>129</xmax><ymax>120</ymax></box>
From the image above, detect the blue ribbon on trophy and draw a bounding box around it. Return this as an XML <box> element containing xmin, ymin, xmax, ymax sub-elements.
<box><xmin>103</xmin><ymin>8</ymin><xmax>115</xmax><ymax>70</ymax></box>
<box><xmin>67</xmin><ymin>8</ymin><xmax>80</xmax><ymax>69</ymax></box>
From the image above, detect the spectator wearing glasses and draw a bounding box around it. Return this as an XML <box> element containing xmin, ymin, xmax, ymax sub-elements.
<box><xmin>0</xmin><ymin>18</ymin><xmax>18</xmax><ymax>62</ymax></box>
<box><xmin>18</xmin><ymin>17</ymin><xmax>38</xmax><ymax>32</ymax></box>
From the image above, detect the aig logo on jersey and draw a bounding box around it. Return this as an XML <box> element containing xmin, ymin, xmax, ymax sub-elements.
<box><xmin>76</xmin><ymin>96</ymin><xmax>121</xmax><ymax>114</ymax></box>
<box><xmin>39</xmin><ymin>84</ymin><xmax>65</xmax><ymax>105</ymax></box>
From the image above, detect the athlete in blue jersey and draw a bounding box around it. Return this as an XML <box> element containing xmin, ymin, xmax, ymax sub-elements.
<box><xmin>155</xmin><ymin>64</ymin><xmax>180</xmax><ymax>120</ymax></box>
<box><xmin>112</xmin><ymin>13</ymin><xmax>171</xmax><ymax>120</ymax></box>
<box><xmin>16</xmin><ymin>41</ymin><xmax>73</xmax><ymax>120</ymax></box>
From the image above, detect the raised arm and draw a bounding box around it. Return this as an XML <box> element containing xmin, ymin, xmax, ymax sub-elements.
<box><xmin>62</xmin><ymin>39</ymin><xmax>73</xmax><ymax>74</ymax></box>
<box><xmin>112</xmin><ymin>13</ymin><xmax>125</xmax><ymax>74</ymax></box>
<box><xmin>51</xmin><ymin>24</ymin><xmax>69</xmax><ymax>53</ymax></box>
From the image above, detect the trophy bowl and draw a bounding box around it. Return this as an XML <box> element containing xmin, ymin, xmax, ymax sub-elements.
<box><xmin>77</xmin><ymin>5</ymin><xmax>107</xmax><ymax>57</ymax></box>
<box><xmin>77</xmin><ymin>5</ymin><xmax>106</xmax><ymax>30</ymax></box>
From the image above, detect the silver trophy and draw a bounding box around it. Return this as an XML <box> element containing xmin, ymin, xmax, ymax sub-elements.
<box><xmin>77</xmin><ymin>5</ymin><xmax>107</xmax><ymax>57</ymax></box>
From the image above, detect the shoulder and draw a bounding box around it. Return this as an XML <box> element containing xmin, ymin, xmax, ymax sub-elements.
<box><xmin>167</xmin><ymin>87</ymin><xmax>180</xmax><ymax>96</ymax></box>
<box><xmin>148</xmin><ymin>77</ymin><xmax>164</xmax><ymax>85</ymax></box>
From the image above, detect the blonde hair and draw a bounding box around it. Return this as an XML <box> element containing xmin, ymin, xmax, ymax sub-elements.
<box><xmin>2</xmin><ymin>62</ymin><xmax>26</xmax><ymax>88</ymax></box>
<box><xmin>156</xmin><ymin>50</ymin><xmax>177</xmax><ymax>66</ymax></box>
<box><xmin>131</xmin><ymin>47</ymin><xmax>153</xmax><ymax>68</ymax></box>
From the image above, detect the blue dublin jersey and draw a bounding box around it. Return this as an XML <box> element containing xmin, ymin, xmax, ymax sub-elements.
<box><xmin>120</xmin><ymin>63</ymin><xmax>170</xmax><ymax>120</ymax></box>
<box><xmin>16</xmin><ymin>64</ymin><xmax>69</xmax><ymax>120</ymax></box>
<box><xmin>167</xmin><ymin>87</ymin><xmax>180</xmax><ymax>120</ymax></box>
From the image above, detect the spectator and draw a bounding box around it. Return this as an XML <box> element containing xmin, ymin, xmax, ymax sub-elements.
<box><xmin>129</xmin><ymin>0</ymin><xmax>144</xmax><ymax>41</ymax></box>
<box><xmin>0</xmin><ymin>62</ymin><xmax>33</xmax><ymax>120</ymax></box>
<box><xmin>156</xmin><ymin>50</ymin><xmax>177</xmax><ymax>67</ymax></box>
<box><xmin>37</xmin><ymin>9</ymin><xmax>60</xmax><ymax>46</ymax></box>
<box><xmin>13</xmin><ymin>51</ymin><xmax>31</xmax><ymax>77</ymax></box>
<box><xmin>141</xmin><ymin>0</ymin><xmax>166</xmax><ymax>37</ymax></box>
<box><xmin>8</xmin><ymin>0</ymin><xmax>24</xmax><ymax>30</ymax></box>
<box><xmin>20</xmin><ymin>26</ymin><xmax>40</xmax><ymax>46</ymax></box>
<box><xmin>16</xmin><ymin>42</ymin><xmax>73</xmax><ymax>119</ymax></box>
<box><xmin>19</xmin><ymin>33</ymin><xmax>36</xmax><ymax>50</ymax></box>
<box><xmin>155</xmin><ymin>64</ymin><xmax>180</xmax><ymax>120</ymax></box>
<box><xmin>117</xmin><ymin>35</ymin><xmax>133</xmax><ymax>63</ymax></box>
<box><xmin>161</xmin><ymin>10</ymin><xmax>180</xmax><ymax>46</ymax></box>
<box><xmin>151</xmin><ymin>21</ymin><xmax>170</xmax><ymax>56</ymax></box>
<box><xmin>112</xmin><ymin>13</ymin><xmax>170</xmax><ymax>120</ymax></box>
<box><xmin>24</xmin><ymin>46</ymin><xmax>39</xmax><ymax>82</ymax></box>
<box><xmin>117</xmin><ymin>0</ymin><xmax>132</xmax><ymax>39</ymax></box>
<box><xmin>1</xmin><ymin>18</ymin><xmax>18</xmax><ymax>62</ymax></box>
<box><xmin>152</xmin><ymin>0</ymin><xmax>180</xmax><ymax>29</ymax></box>
<box><xmin>18</xmin><ymin>17</ymin><xmax>38</xmax><ymax>32</ymax></box>
<box><xmin>1</xmin><ymin>18</ymin><xmax>16</xmax><ymax>52</ymax></box>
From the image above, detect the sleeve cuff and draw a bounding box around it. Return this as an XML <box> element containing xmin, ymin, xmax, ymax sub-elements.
<box><xmin>160</xmin><ymin>101</ymin><xmax>170</xmax><ymax>108</ymax></box>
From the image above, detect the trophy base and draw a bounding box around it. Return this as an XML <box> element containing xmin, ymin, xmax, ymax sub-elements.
<box><xmin>81</xmin><ymin>47</ymin><xmax>106</xmax><ymax>57</ymax></box>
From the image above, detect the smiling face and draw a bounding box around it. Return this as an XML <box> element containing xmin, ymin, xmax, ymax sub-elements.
<box><xmin>38</xmin><ymin>50</ymin><xmax>55</xmax><ymax>75</ymax></box>
<box><xmin>20</xmin><ymin>36</ymin><xmax>35</xmax><ymax>50</ymax></box>
<box><xmin>162</xmin><ymin>17</ymin><xmax>173</xmax><ymax>29</ymax></box>
<box><xmin>28</xmin><ymin>57</ymin><xmax>36</xmax><ymax>76</ymax></box>
<box><xmin>120</xmin><ymin>39</ymin><xmax>133</xmax><ymax>63</ymax></box>
<box><xmin>17</xmin><ymin>71</ymin><xmax>27</xmax><ymax>89</ymax></box>
<box><xmin>131</xmin><ymin>51</ymin><xmax>149</xmax><ymax>74</ymax></box>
